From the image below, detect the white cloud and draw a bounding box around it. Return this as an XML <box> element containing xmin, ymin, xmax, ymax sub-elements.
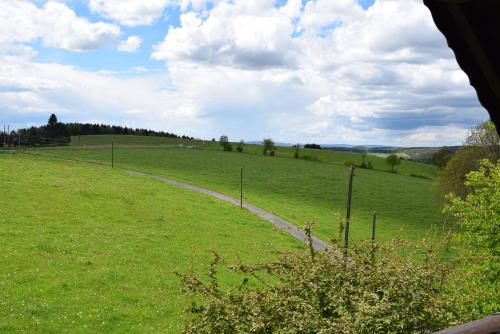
<box><xmin>149</xmin><ymin>0</ymin><xmax>488</xmax><ymax>145</ymax></box>
<box><xmin>152</xmin><ymin>2</ymin><xmax>299</xmax><ymax>69</ymax></box>
<box><xmin>89</xmin><ymin>0</ymin><xmax>170</xmax><ymax>26</ymax></box>
<box><xmin>0</xmin><ymin>0</ymin><xmax>121</xmax><ymax>52</ymax></box>
<box><xmin>0</xmin><ymin>55</ymin><xmax>208</xmax><ymax>135</ymax></box>
<box><xmin>1</xmin><ymin>0</ymin><xmax>490</xmax><ymax>146</ymax></box>
<box><xmin>118</xmin><ymin>36</ymin><xmax>143</xmax><ymax>52</ymax></box>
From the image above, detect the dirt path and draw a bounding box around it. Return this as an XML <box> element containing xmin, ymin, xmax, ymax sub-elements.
<box><xmin>125</xmin><ymin>169</ymin><xmax>330</xmax><ymax>251</ymax></box>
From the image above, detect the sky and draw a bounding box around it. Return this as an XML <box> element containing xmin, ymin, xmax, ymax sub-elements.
<box><xmin>0</xmin><ymin>0</ymin><xmax>491</xmax><ymax>146</ymax></box>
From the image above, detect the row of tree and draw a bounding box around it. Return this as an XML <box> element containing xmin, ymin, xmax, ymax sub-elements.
<box><xmin>7</xmin><ymin>114</ymin><xmax>194</xmax><ymax>146</ymax></box>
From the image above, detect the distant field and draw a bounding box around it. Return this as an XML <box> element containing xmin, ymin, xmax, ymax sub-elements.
<box><xmin>0</xmin><ymin>154</ymin><xmax>301</xmax><ymax>333</ymax></box>
<box><xmin>71</xmin><ymin>135</ymin><xmax>438</xmax><ymax>179</ymax></box>
<box><xmin>26</xmin><ymin>135</ymin><xmax>443</xmax><ymax>243</ymax></box>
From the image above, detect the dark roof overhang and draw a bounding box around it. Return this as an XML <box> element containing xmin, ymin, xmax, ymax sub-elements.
<box><xmin>424</xmin><ymin>0</ymin><xmax>500</xmax><ymax>135</ymax></box>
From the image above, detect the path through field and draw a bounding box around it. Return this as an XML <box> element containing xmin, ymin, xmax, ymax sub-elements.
<box><xmin>125</xmin><ymin>169</ymin><xmax>330</xmax><ymax>250</ymax></box>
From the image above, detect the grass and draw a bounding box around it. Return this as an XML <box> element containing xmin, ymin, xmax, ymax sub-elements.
<box><xmin>0</xmin><ymin>154</ymin><xmax>302</xmax><ymax>333</ymax></box>
<box><xmin>25</xmin><ymin>135</ymin><xmax>443</xmax><ymax>244</ymax></box>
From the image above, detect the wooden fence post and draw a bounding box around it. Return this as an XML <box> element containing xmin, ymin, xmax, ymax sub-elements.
<box><xmin>344</xmin><ymin>165</ymin><xmax>355</xmax><ymax>254</ymax></box>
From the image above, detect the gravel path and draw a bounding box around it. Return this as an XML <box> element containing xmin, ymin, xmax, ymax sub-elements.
<box><xmin>125</xmin><ymin>169</ymin><xmax>330</xmax><ymax>251</ymax></box>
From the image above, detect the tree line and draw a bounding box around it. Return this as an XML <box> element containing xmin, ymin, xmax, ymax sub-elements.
<box><xmin>5</xmin><ymin>114</ymin><xmax>194</xmax><ymax>146</ymax></box>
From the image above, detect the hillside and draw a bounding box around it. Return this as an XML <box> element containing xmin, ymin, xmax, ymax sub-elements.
<box><xmin>0</xmin><ymin>154</ymin><xmax>301</xmax><ymax>333</ymax></box>
<box><xmin>26</xmin><ymin>135</ymin><xmax>443</xmax><ymax>243</ymax></box>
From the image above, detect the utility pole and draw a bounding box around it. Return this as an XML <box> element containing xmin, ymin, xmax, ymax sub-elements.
<box><xmin>344</xmin><ymin>165</ymin><xmax>355</xmax><ymax>255</ymax></box>
<box><xmin>371</xmin><ymin>211</ymin><xmax>377</xmax><ymax>263</ymax></box>
<box><xmin>371</xmin><ymin>211</ymin><xmax>377</xmax><ymax>244</ymax></box>
<box><xmin>240</xmin><ymin>167</ymin><xmax>243</xmax><ymax>207</ymax></box>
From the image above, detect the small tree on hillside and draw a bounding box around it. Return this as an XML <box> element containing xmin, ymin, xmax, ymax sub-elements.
<box><xmin>386</xmin><ymin>154</ymin><xmax>401</xmax><ymax>172</ymax></box>
<box><xmin>236</xmin><ymin>140</ymin><xmax>244</xmax><ymax>153</ymax></box>
<box><xmin>263</xmin><ymin>138</ymin><xmax>276</xmax><ymax>156</ymax></box>
<box><xmin>294</xmin><ymin>144</ymin><xmax>300</xmax><ymax>159</ymax></box>
<box><xmin>360</xmin><ymin>147</ymin><xmax>368</xmax><ymax>167</ymax></box>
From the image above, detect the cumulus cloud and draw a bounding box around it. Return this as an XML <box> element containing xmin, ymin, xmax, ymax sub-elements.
<box><xmin>150</xmin><ymin>0</ymin><xmax>488</xmax><ymax>145</ymax></box>
<box><xmin>89</xmin><ymin>0</ymin><xmax>171</xmax><ymax>26</ymax></box>
<box><xmin>118</xmin><ymin>36</ymin><xmax>143</xmax><ymax>53</ymax></box>
<box><xmin>152</xmin><ymin>2</ymin><xmax>299</xmax><ymax>69</ymax></box>
<box><xmin>1</xmin><ymin>0</ymin><xmax>490</xmax><ymax>146</ymax></box>
<box><xmin>0</xmin><ymin>0</ymin><xmax>120</xmax><ymax>52</ymax></box>
<box><xmin>0</xmin><ymin>54</ymin><xmax>208</xmax><ymax>135</ymax></box>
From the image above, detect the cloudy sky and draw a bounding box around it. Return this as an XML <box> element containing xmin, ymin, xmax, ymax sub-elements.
<box><xmin>0</xmin><ymin>0</ymin><xmax>490</xmax><ymax>146</ymax></box>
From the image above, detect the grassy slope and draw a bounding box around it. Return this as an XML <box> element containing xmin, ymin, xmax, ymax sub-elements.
<box><xmin>29</xmin><ymin>136</ymin><xmax>442</xmax><ymax>243</ymax></box>
<box><xmin>70</xmin><ymin>135</ymin><xmax>438</xmax><ymax>178</ymax></box>
<box><xmin>0</xmin><ymin>154</ymin><xmax>301</xmax><ymax>333</ymax></box>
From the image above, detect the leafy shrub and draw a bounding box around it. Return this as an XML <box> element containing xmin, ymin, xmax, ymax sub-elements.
<box><xmin>263</xmin><ymin>138</ymin><xmax>276</xmax><ymax>156</ymax></box>
<box><xmin>236</xmin><ymin>140</ymin><xmax>244</xmax><ymax>153</ymax></box>
<box><xmin>294</xmin><ymin>144</ymin><xmax>299</xmax><ymax>159</ymax></box>
<box><xmin>177</xmin><ymin>232</ymin><xmax>461</xmax><ymax>334</ymax></box>
<box><xmin>366</xmin><ymin>161</ymin><xmax>373</xmax><ymax>169</ymax></box>
<box><xmin>444</xmin><ymin>159</ymin><xmax>500</xmax><ymax>318</ymax></box>
<box><xmin>344</xmin><ymin>160</ymin><xmax>356</xmax><ymax>167</ymax></box>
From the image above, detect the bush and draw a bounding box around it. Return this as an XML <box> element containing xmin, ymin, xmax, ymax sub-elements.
<box><xmin>344</xmin><ymin>160</ymin><xmax>356</xmax><ymax>167</ymax></box>
<box><xmin>223</xmin><ymin>142</ymin><xmax>233</xmax><ymax>152</ymax></box>
<box><xmin>263</xmin><ymin>138</ymin><xmax>276</xmax><ymax>156</ymax></box>
<box><xmin>236</xmin><ymin>140</ymin><xmax>244</xmax><ymax>153</ymax></box>
<box><xmin>294</xmin><ymin>144</ymin><xmax>299</xmax><ymax>159</ymax></box>
<box><xmin>177</xmin><ymin>232</ymin><xmax>461</xmax><ymax>333</ymax></box>
<box><xmin>366</xmin><ymin>161</ymin><xmax>373</xmax><ymax>169</ymax></box>
<box><xmin>444</xmin><ymin>159</ymin><xmax>500</xmax><ymax>318</ymax></box>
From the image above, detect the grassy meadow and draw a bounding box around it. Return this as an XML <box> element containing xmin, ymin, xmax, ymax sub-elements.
<box><xmin>24</xmin><ymin>135</ymin><xmax>443</xmax><ymax>244</ymax></box>
<box><xmin>0</xmin><ymin>153</ymin><xmax>302</xmax><ymax>333</ymax></box>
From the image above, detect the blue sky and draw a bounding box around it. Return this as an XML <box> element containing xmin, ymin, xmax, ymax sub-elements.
<box><xmin>0</xmin><ymin>0</ymin><xmax>489</xmax><ymax>146</ymax></box>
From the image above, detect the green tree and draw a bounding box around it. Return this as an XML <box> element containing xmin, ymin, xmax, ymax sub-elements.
<box><xmin>360</xmin><ymin>146</ymin><xmax>368</xmax><ymax>167</ymax></box>
<box><xmin>432</xmin><ymin>147</ymin><xmax>455</xmax><ymax>169</ymax></box>
<box><xmin>236</xmin><ymin>140</ymin><xmax>244</xmax><ymax>153</ymax></box>
<box><xmin>443</xmin><ymin>159</ymin><xmax>500</xmax><ymax>317</ymax></box>
<box><xmin>48</xmin><ymin>114</ymin><xmax>58</xmax><ymax>126</ymax></box>
<box><xmin>444</xmin><ymin>159</ymin><xmax>499</xmax><ymax>257</ymax></box>
<box><xmin>464</xmin><ymin>120</ymin><xmax>500</xmax><ymax>162</ymax></box>
<box><xmin>435</xmin><ymin>121</ymin><xmax>499</xmax><ymax>201</ymax></box>
<box><xmin>386</xmin><ymin>154</ymin><xmax>401</xmax><ymax>172</ymax></box>
<box><xmin>262</xmin><ymin>138</ymin><xmax>276</xmax><ymax>156</ymax></box>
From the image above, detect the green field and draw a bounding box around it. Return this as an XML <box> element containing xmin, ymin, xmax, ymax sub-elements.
<box><xmin>24</xmin><ymin>135</ymin><xmax>442</xmax><ymax>244</ymax></box>
<box><xmin>0</xmin><ymin>154</ymin><xmax>301</xmax><ymax>333</ymax></box>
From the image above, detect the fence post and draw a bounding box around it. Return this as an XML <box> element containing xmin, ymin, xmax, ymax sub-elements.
<box><xmin>240</xmin><ymin>167</ymin><xmax>243</xmax><ymax>208</ymax></box>
<box><xmin>371</xmin><ymin>211</ymin><xmax>377</xmax><ymax>263</ymax></box>
<box><xmin>111</xmin><ymin>141</ymin><xmax>114</xmax><ymax>168</ymax></box>
<box><xmin>344</xmin><ymin>165</ymin><xmax>355</xmax><ymax>255</ymax></box>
